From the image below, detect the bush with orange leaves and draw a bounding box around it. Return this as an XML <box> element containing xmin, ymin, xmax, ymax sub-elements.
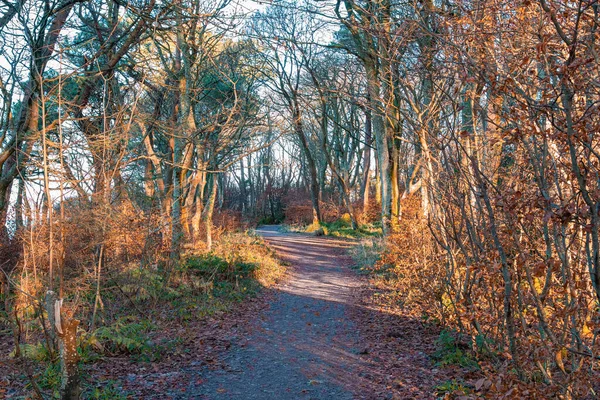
<box><xmin>282</xmin><ymin>189</ymin><xmax>362</xmax><ymax>226</ymax></box>
<box><xmin>373</xmin><ymin>196</ymin><xmax>446</xmax><ymax>321</ymax></box>
<box><xmin>369</xmin><ymin>192</ymin><xmax>600</xmax><ymax>398</ymax></box>
<box><xmin>283</xmin><ymin>200</ymin><xmax>339</xmax><ymax>225</ymax></box>
<box><xmin>10</xmin><ymin>201</ymin><xmax>161</xmax><ymax>317</ymax></box>
<box><xmin>355</xmin><ymin>196</ymin><xmax>381</xmax><ymax>225</ymax></box>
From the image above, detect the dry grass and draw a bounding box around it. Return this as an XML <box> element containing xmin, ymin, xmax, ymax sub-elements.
<box><xmin>199</xmin><ymin>231</ymin><xmax>286</xmax><ymax>288</ymax></box>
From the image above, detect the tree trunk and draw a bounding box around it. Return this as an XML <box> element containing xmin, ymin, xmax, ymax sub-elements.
<box><xmin>191</xmin><ymin>168</ymin><xmax>207</xmax><ymax>242</ymax></box>
<box><xmin>390</xmin><ymin>136</ymin><xmax>401</xmax><ymax>230</ymax></box>
<box><xmin>179</xmin><ymin>143</ymin><xmax>195</xmax><ymax>238</ymax></box>
<box><xmin>53</xmin><ymin>298</ymin><xmax>80</xmax><ymax>400</ymax></box>
<box><xmin>294</xmin><ymin>105</ymin><xmax>322</xmax><ymax>224</ymax></box>
<box><xmin>365</xmin><ymin>62</ymin><xmax>392</xmax><ymax>234</ymax></box>
<box><xmin>240</xmin><ymin>158</ymin><xmax>247</xmax><ymax>214</ymax></box>
<box><xmin>0</xmin><ymin>3</ymin><xmax>74</xmax><ymax>226</ymax></box>
<box><xmin>203</xmin><ymin>173</ymin><xmax>218</xmax><ymax>250</ymax></box>
<box><xmin>360</xmin><ymin>103</ymin><xmax>372</xmax><ymax>213</ymax></box>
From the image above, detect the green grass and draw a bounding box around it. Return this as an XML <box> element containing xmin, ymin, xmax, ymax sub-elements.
<box><xmin>257</xmin><ymin>215</ymin><xmax>284</xmax><ymax>225</ymax></box>
<box><xmin>112</xmin><ymin>241</ymin><xmax>278</xmax><ymax>324</ymax></box>
<box><xmin>474</xmin><ymin>333</ymin><xmax>499</xmax><ymax>360</ymax></box>
<box><xmin>285</xmin><ymin>215</ymin><xmax>383</xmax><ymax>239</ymax></box>
<box><xmin>182</xmin><ymin>252</ymin><xmax>258</xmax><ymax>283</ymax></box>
<box><xmin>36</xmin><ymin>362</ymin><xmax>61</xmax><ymax>398</ymax></box>
<box><xmin>434</xmin><ymin>330</ymin><xmax>480</xmax><ymax>370</ymax></box>
<box><xmin>322</xmin><ymin>223</ymin><xmax>382</xmax><ymax>238</ymax></box>
<box><xmin>348</xmin><ymin>238</ymin><xmax>384</xmax><ymax>274</ymax></box>
<box><xmin>10</xmin><ymin>342</ymin><xmax>53</xmax><ymax>362</ymax></box>
<box><xmin>84</xmin><ymin>249</ymin><xmax>271</xmax><ymax>362</ymax></box>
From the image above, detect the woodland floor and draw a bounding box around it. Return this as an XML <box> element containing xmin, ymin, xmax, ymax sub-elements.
<box><xmin>2</xmin><ymin>226</ymin><xmax>464</xmax><ymax>399</ymax></box>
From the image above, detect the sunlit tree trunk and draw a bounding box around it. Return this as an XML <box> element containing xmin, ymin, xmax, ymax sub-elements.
<box><xmin>203</xmin><ymin>172</ymin><xmax>218</xmax><ymax>249</ymax></box>
<box><xmin>365</xmin><ymin>62</ymin><xmax>392</xmax><ymax>234</ymax></box>
<box><xmin>360</xmin><ymin>102</ymin><xmax>372</xmax><ymax>213</ymax></box>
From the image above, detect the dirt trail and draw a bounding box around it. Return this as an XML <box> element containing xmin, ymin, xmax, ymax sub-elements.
<box><xmin>189</xmin><ymin>226</ymin><xmax>440</xmax><ymax>399</ymax></box>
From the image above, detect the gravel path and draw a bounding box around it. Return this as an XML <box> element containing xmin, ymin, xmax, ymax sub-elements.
<box><xmin>190</xmin><ymin>226</ymin><xmax>380</xmax><ymax>399</ymax></box>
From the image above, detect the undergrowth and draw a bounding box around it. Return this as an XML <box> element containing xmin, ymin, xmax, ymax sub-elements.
<box><xmin>87</xmin><ymin>380</ymin><xmax>130</xmax><ymax>400</ymax></box>
<box><xmin>346</xmin><ymin>196</ymin><xmax>591</xmax><ymax>398</ymax></box>
<box><xmin>284</xmin><ymin>213</ymin><xmax>382</xmax><ymax>239</ymax></box>
<box><xmin>348</xmin><ymin>238</ymin><xmax>383</xmax><ymax>275</ymax></box>
<box><xmin>435</xmin><ymin>379</ymin><xmax>472</xmax><ymax>397</ymax></box>
<box><xmin>6</xmin><ymin>231</ymin><xmax>285</xmax><ymax>398</ymax></box>
<box><xmin>433</xmin><ymin>330</ymin><xmax>479</xmax><ymax>370</ymax></box>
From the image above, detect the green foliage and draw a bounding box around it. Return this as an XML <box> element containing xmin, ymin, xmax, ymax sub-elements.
<box><xmin>335</xmin><ymin>213</ymin><xmax>353</xmax><ymax>228</ymax></box>
<box><xmin>298</xmin><ymin>219</ymin><xmax>382</xmax><ymax>239</ymax></box>
<box><xmin>434</xmin><ymin>330</ymin><xmax>479</xmax><ymax>370</ymax></box>
<box><xmin>96</xmin><ymin>243</ymin><xmax>271</xmax><ymax>326</ymax></box>
<box><xmin>11</xmin><ymin>342</ymin><xmax>53</xmax><ymax>362</ymax></box>
<box><xmin>435</xmin><ymin>380</ymin><xmax>471</xmax><ymax>397</ymax></box>
<box><xmin>184</xmin><ymin>254</ymin><xmax>228</xmax><ymax>276</ymax></box>
<box><xmin>94</xmin><ymin>318</ymin><xmax>180</xmax><ymax>363</ymax></box>
<box><xmin>257</xmin><ymin>215</ymin><xmax>284</xmax><ymax>225</ymax></box>
<box><xmin>122</xmin><ymin>268</ymin><xmax>165</xmax><ymax>302</ymax></box>
<box><xmin>37</xmin><ymin>362</ymin><xmax>61</xmax><ymax>397</ymax></box>
<box><xmin>87</xmin><ymin>380</ymin><xmax>130</xmax><ymax>400</ymax></box>
<box><xmin>182</xmin><ymin>253</ymin><xmax>257</xmax><ymax>283</ymax></box>
<box><xmin>474</xmin><ymin>333</ymin><xmax>498</xmax><ymax>359</ymax></box>
<box><xmin>115</xmin><ymin>236</ymin><xmax>280</xmax><ymax>324</ymax></box>
<box><xmin>77</xmin><ymin>332</ymin><xmax>104</xmax><ymax>363</ymax></box>
<box><xmin>7</xmin><ymin>233</ymin><xmax>284</xmax><ymax>399</ymax></box>
<box><xmin>349</xmin><ymin>238</ymin><xmax>383</xmax><ymax>274</ymax></box>
<box><xmin>305</xmin><ymin>222</ymin><xmax>327</xmax><ymax>236</ymax></box>
<box><xmin>94</xmin><ymin>317</ymin><xmax>160</xmax><ymax>361</ymax></box>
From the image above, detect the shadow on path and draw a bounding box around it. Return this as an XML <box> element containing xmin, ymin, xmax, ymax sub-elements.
<box><xmin>185</xmin><ymin>225</ymin><xmax>437</xmax><ymax>400</ymax></box>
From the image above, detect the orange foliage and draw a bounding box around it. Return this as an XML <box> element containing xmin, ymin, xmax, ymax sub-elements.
<box><xmin>375</xmin><ymin>193</ymin><xmax>600</xmax><ymax>397</ymax></box>
<box><xmin>282</xmin><ymin>190</ymin><xmax>341</xmax><ymax>225</ymax></box>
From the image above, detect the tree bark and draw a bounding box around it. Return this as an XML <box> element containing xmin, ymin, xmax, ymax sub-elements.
<box><xmin>360</xmin><ymin>102</ymin><xmax>372</xmax><ymax>213</ymax></box>
<box><xmin>53</xmin><ymin>298</ymin><xmax>80</xmax><ymax>400</ymax></box>
<box><xmin>203</xmin><ymin>172</ymin><xmax>218</xmax><ymax>249</ymax></box>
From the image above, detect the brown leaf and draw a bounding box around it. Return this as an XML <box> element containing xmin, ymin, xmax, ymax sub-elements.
<box><xmin>475</xmin><ymin>378</ymin><xmax>486</xmax><ymax>391</ymax></box>
<box><xmin>556</xmin><ymin>348</ymin><xmax>566</xmax><ymax>374</ymax></box>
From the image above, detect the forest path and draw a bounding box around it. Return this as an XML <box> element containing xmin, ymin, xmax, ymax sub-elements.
<box><xmin>190</xmin><ymin>226</ymin><xmax>375</xmax><ymax>399</ymax></box>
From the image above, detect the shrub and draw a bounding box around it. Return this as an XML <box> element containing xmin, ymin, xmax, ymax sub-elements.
<box><xmin>210</xmin><ymin>232</ymin><xmax>285</xmax><ymax>287</ymax></box>
<box><xmin>305</xmin><ymin>222</ymin><xmax>327</xmax><ymax>236</ymax></box>
<box><xmin>336</xmin><ymin>213</ymin><xmax>353</xmax><ymax>228</ymax></box>
<box><xmin>10</xmin><ymin>342</ymin><xmax>52</xmax><ymax>362</ymax></box>
<box><xmin>376</xmin><ymin>196</ymin><xmax>445</xmax><ymax>318</ymax></box>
